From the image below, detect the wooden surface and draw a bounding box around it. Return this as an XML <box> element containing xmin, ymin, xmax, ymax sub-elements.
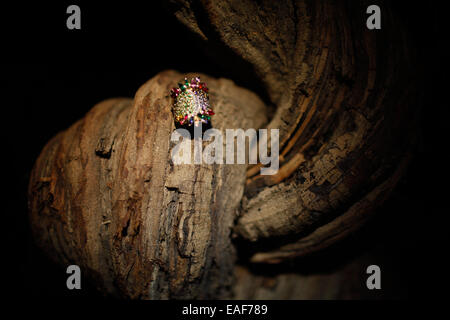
<box><xmin>28</xmin><ymin>0</ymin><xmax>420</xmax><ymax>298</ymax></box>
<box><xmin>28</xmin><ymin>71</ymin><xmax>267</xmax><ymax>298</ymax></box>
<box><xmin>170</xmin><ymin>0</ymin><xmax>419</xmax><ymax>259</ymax></box>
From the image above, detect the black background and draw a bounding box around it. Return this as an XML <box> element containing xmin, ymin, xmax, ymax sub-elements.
<box><xmin>1</xmin><ymin>1</ymin><xmax>447</xmax><ymax>300</ymax></box>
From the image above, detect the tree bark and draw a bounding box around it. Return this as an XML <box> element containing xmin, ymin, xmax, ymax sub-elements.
<box><xmin>28</xmin><ymin>71</ymin><xmax>268</xmax><ymax>298</ymax></box>
<box><xmin>170</xmin><ymin>0</ymin><xmax>419</xmax><ymax>252</ymax></box>
<box><xmin>28</xmin><ymin>0</ymin><xmax>420</xmax><ymax>298</ymax></box>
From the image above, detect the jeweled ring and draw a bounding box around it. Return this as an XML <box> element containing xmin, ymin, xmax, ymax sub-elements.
<box><xmin>170</xmin><ymin>76</ymin><xmax>214</xmax><ymax>126</ymax></box>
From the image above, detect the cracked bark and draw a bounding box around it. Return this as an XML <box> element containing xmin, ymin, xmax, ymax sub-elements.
<box><xmin>29</xmin><ymin>71</ymin><xmax>267</xmax><ymax>298</ymax></box>
<box><xmin>29</xmin><ymin>0</ymin><xmax>420</xmax><ymax>298</ymax></box>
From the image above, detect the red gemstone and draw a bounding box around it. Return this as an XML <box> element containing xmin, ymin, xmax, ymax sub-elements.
<box><xmin>171</xmin><ymin>88</ymin><xmax>181</xmax><ymax>97</ymax></box>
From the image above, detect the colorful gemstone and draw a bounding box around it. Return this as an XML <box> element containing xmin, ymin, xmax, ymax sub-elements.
<box><xmin>170</xmin><ymin>76</ymin><xmax>214</xmax><ymax>126</ymax></box>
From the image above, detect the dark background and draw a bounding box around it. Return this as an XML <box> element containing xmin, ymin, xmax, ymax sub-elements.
<box><xmin>1</xmin><ymin>1</ymin><xmax>447</xmax><ymax>299</ymax></box>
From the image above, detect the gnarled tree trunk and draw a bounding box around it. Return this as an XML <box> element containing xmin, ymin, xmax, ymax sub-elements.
<box><xmin>28</xmin><ymin>0</ymin><xmax>420</xmax><ymax>299</ymax></box>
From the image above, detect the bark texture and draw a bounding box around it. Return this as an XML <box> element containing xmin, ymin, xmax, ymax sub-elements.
<box><xmin>29</xmin><ymin>0</ymin><xmax>419</xmax><ymax>298</ymax></box>
<box><xmin>28</xmin><ymin>71</ymin><xmax>267</xmax><ymax>298</ymax></box>
<box><xmin>170</xmin><ymin>0</ymin><xmax>419</xmax><ymax>260</ymax></box>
